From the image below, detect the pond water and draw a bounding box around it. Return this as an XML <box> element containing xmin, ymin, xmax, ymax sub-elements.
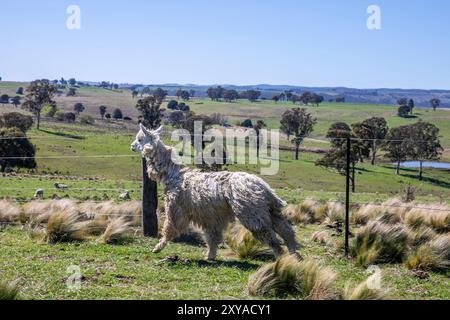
<box><xmin>399</xmin><ymin>161</ymin><xmax>450</xmax><ymax>169</ymax></box>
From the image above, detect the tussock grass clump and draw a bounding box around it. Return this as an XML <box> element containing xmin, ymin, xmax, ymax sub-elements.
<box><xmin>322</xmin><ymin>202</ymin><xmax>344</xmax><ymax>225</ymax></box>
<box><xmin>380</xmin><ymin>198</ymin><xmax>411</xmax><ymax>220</ymax></box>
<box><xmin>343</xmin><ymin>278</ymin><xmax>387</xmax><ymax>300</ymax></box>
<box><xmin>311</xmin><ymin>231</ymin><xmax>328</xmax><ymax>245</ymax></box>
<box><xmin>284</xmin><ymin>199</ymin><xmax>321</xmax><ymax>225</ymax></box>
<box><xmin>404</xmin><ymin>209</ymin><xmax>426</xmax><ymax>230</ymax></box>
<box><xmin>44</xmin><ymin>211</ymin><xmax>87</xmax><ymax>243</ymax></box>
<box><xmin>407</xmin><ymin>226</ymin><xmax>437</xmax><ymax>248</ymax></box>
<box><xmin>376</xmin><ymin>211</ymin><xmax>402</xmax><ymax>225</ymax></box>
<box><xmin>99</xmin><ymin>217</ymin><xmax>132</xmax><ymax>244</ymax></box>
<box><xmin>226</xmin><ymin>224</ymin><xmax>272</xmax><ymax>259</ymax></box>
<box><xmin>427</xmin><ymin>210</ymin><xmax>450</xmax><ymax>234</ymax></box>
<box><xmin>407</xmin><ymin>235</ymin><xmax>450</xmax><ymax>271</ymax></box>
<box><xmin>351</xmin><ymin>204</ymin><xmax>381</xmax><ymax>225</ymax></box>
<box><xmin>247</xmin><ymin>255</ymin><xmax>337</xmax><ymax>299</ymax></box>
<box><xmin>0</xmin><ymin>280</ymin><xmax>20</xmax><ymax>300</ymax></box>
<box><xmin>284</xmin><ymin>204</ymin><xmax>310</xmax><ymax>225</ymax></box>
<box><xmin>352</xmin><ymin>221</ymin><xmax>409</xmax><ymax>266</ymax></box>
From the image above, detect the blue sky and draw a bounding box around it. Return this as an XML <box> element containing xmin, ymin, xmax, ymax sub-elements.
<box><xmin>1</xmin><ymin>0</ymin><xmax>449</xmax><ymax>89</ymax></box>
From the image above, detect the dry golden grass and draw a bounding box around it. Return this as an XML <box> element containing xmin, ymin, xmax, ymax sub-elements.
<box><xmin>343</xmin><ymin>278</ymin><xmax>388</xmax><ymax>300</ymax></box>
<box><xmin>99</xmin><ymin>216</ymin><xmax>132</xmax><ymax>244</ymax></box>
<box><xmin>225</xmin><ymin>223</ymin><xmax>272</xmax><ymax>259</ymax></box>
<box><xmin>247</xmin><ymin>255</ymin><xmax>337</xmax><ymax>299</ymax></box>
<box><xmin>0</xmin><ymin>200</ymin><xmax>21</xmax><ymax>223</ymax></box>
<box><xmin>0</xmin><ymin>280</ymin><xmax>20</xmax><ymax>300</ymax></box>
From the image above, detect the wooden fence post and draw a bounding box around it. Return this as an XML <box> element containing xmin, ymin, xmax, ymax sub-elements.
<box><xmin>142</xmin><ymin>157</ymin><xmax>158</xmax><ymax>237</ymax></box>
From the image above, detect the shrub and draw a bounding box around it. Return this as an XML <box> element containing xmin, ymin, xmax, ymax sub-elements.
<box><xmin>247</xmin><ymin>255</ymin><xmax>337</xmax><ymax>299</ymax></box>
<box><xmin>352</xmin><ymin>221</ymin><xmax>409</xmax><ymax>266</ymax></box>
<box><xmin>0</xmin><ymin>280</ymin><xmax>20</xmax><ymax>300</ymax></box>
<box><xmin>351</xmin><ymin>204</ymin><xmax>381</xmax><ymax>225</ymax></box>
<box><xmin>42</xmin><ymin>104</ymin><xmax>58</xmax><ymax>118</ymax></box>
<box><xmin>0</xmin><ymin>112</ymin><xmax>33</xmax><ymax>132</ymax></box>
<box><xmin>79</xmin><ymin>115</ymin><xmax>95</xmax><ymax>125</ymax></box>
<box><xmin>113</xmin><ymin>108</ymin><xmax>123</xmax><ymax>119</ymax></box>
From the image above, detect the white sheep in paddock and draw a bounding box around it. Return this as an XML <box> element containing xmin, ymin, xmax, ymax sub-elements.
<box><xmin>131</xmin><ymin>124</ymin><xmax>299</xmax><ymax>260</ymax></box>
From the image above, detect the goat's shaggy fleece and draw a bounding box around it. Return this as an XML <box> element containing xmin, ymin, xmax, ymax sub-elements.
<box><xmin>131</xmin><ymin>124</ymin><xmax>299</xmax><ymax>259</ymax></box>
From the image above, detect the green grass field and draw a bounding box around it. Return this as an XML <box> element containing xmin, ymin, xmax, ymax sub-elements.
<box><xmin>1</xmin><ymin>224</ymin><xmax>448</xmax><ymax>300</ymax></box>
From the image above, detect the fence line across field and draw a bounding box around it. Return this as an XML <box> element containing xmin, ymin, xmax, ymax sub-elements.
<box><xmin>0</xmin><ymin>187</ymin><xmax>141</xmax><ymax>191</ymax></box>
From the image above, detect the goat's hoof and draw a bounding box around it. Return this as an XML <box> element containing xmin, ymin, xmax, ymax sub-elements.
<box><xmin>152</xmin><ymin>247</ymin><xmax>162</xmax><ymax>253</ymax></box>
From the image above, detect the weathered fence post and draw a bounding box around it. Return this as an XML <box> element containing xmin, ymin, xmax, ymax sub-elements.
<box><xmin>344</xmin><ymin>137</ymin><xmax>351</xmax><ymax>257</ymax></box>
<box><xmin>142</xmin><ymin>157</ymin><xmax>158</xmax><ymax>237</ymax></box>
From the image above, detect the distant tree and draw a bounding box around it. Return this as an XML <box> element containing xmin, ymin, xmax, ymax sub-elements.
<box><xmin>430</xmin><ymin>98</ymin><xmax>441</xmax><ymax>111</ymax></box>
<box><xmin>280</xmin><ymin>108</ymin><xmax>316</xmax><ymax>160</ymax></box>
<box><xmin>142</xmin><ymin>87</ymin><xmax>151</xmax><ymax>96</ymax></box>
<box><xmin>22</xmin><ymin>79</ymin><xmax>57</xmax><ymax>129</ymax></box>
<box><xmin>300</xmin><ymin>92</ymin><xmax>313</xmax><ymax>105</ymax></box>
<box><xmin>290</xmin><ymin>94</ymin><xmax>300</xmax><ymax>104</ymax></box>
<box><xmin>223</xmin><ymin>89</ymin><xmax>239</xmax><ymax>102</ymax></box>
<box><xmin>241</xmin><ymin>90</ymin><xmax>261</xmax><ymax>102</ymax></box>
<box><xmin>112</xmin><ymin>108</ymin><xmax>123</xmax><ymax>120</ymax></box>
<box><xmin>253</xmin><ymin>120</ymin><xmax>266</xmax><ymax>157</ymax></box>
<box><xmin>240</xmin><ymin>119</ymin><xmax>253</xmax><ymax>128</ymax></box>
<box><xmin>131</xmin><ymin>90</ymin><xmax>139</xmax><ymax>98</ymax></box>
<box><xmin>336</xmin><ymin>97</ymin><xmax>345</xmax><ymax>103</ymax></box>
<box><xmin>52</xmin><ymin>79</ymin><xmax>59</xmax><ymax>84</ymax></box>
<box><xmin>408</xmin><ymin>99</ymin><xmax>415</xmax><ymax>115</ymax></box>
<box><xmin>0</xmin><ymin>94</ymin><xmax>10</xmax><ymax>105</ymax></box>
<box><xmin>0</xmin><ymin>127</ymin><xmax>36</xmax><ymax>172</ymax></box>
<box><xmin>408</xmin><ymin>122</ymin><xmax>443</xmax><ymax>180</ymax></box>
<box><xmin>64</xmin><ymin>112</ymin><xmax>76</xmax><ymax>123</ymax></box>
<box><xmin>189</xmin><ymin>89</ymin><xmax>196</xmax><ymax>99</ymax></box>
<box><xmin>352</xmin><ymin>117</ymin><xmax>388</xmax><ymax>165</ymax></box>
<box><xmin>178</xmin><ymin>102</ymin><xmax>190</xmax><ymax>112</ymax></box>
<box><xmin>310</xmin><ymin>93</ymin><xmax>324</xmax><ymax>107</ymax></box>
<box><xmin>169</xmin><ymin>110</ymin><xmax>185</xmax><ymax>128</ymax></box>
<box><xmin>99</xmin><ymin>105</ymin><xmax>107</xmax><ymax>119</ymax></box>
<box><xmin>113</xmin><ymin>84</ymin><xmax>119</xmax><ymax>90</ymax></box>
<box><xmin>16</xmin><ymin>87</ymin><xmax>24</xmax><ymax>95</ymax></box>
<box><xmin>180</xmin><ymin>90</ymin><xmax>190</xmax><ymax>101</ymax></box>
<box><xmin>0</xmin><ymin>112</ymin><xmax>33</xmax><ymax>132</ymax></box>
<box><xmin>207</xmin><ymin>86</ymin><xmax>224</xmax><ymax>101</ymax></box>
<box><xmin>284</xmin><ymin>90</ymin><xmax>293</xmax><ymax>102</ymax></box>
<box><xmin>60</xmin><ymin>78</ymin><xmax>67</xmax><ymax>85</ymax></box>
<box><xmin>73</xmin><ymin>103</ymin><xmax>85</xmax><ymax>115</ymax></box>
<box><xmin>397</xmin><ymin>98</ymin><xmax>408</xmax><ymax>107</ymax></box>
<box><xmin>66</xmin><ymin>87</ymin><xmax>77</xmax><ymax>96</ymax></box>
<box><xmin>167</xmin><ymin>100</ymin><xmax>179</xmax><ymax>110</ymax></box>
<box><xmin>383</xmin><ymin>125</ymin><xmax>411</xmax><ymax>175</ymax></box>
<box><xmin>105</xmin><ymin>113</ymin><xmax>111</xmax><ymax>119</ymax></box>
<box><xmin>153</xmin><ymin>88</ymin><xmax>168</xmax><ymax>104</ymax></box>
<box><xmin>316</xmin><ymin>122</ymin><xmax>364</xmax><ymax>192</ymax></box>
<box><xmin>398</xmin><ymin>105</ymin><xmax>410</xmax><ymax>118</ymax></box>
<box><xmin>176</xmin><ymin>89</ymin><xmax>183</xmax><ymax>100</ymax></box>
<box><xmin>68</xmin><ymin>78</ymin><xmax>77</xmax><ymax>86</ymax></box>
<box><xmin>10</xmin><ymin>96</ymin><xmax>21</xmax><ymax>108</ymax></box>
<box><xmin>272</xmin><ymin>95</ymin><xmax>280</xmax><ymax>103</ymax></box>
<box><xmin>135</xmin><ymin>96</ymin><xmax>162</xmax><ymax>129</ymax></box>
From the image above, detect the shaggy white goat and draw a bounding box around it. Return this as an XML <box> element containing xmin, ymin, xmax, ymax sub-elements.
<box><xmin>131</xmin><ymin>124</ymin><xmax>299</xmax><ymax>260</ymax></box>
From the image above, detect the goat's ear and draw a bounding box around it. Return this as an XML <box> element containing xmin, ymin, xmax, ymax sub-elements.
<box><xmin>153</xmin><ymin>125</ymin><xmax>163</xmax><ymax>136</ymax></box>
<box><xmin>139</xmin><ymin>123</ymin><xmax>151</xmax><ymax>135</ymax></box>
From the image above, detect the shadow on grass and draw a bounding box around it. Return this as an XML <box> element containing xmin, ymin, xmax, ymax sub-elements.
<box><xmin>191</xmin><ymin>259</ymin><xmax>260</xmax><ymax>271</ymax></box>
<box><xmin>401</xmin><ymin>173</ymin><xmax>450</xmax><ymax>188</ymax></box>
<box><xmin>173</xmin><ymin>232</ymin><xmax>205</xmax><ymax>247</ymax></box>
<box><xmin>39</xmin><ymin>129</ymin><xmax>86</xmax><ymax>140</ymax></box>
